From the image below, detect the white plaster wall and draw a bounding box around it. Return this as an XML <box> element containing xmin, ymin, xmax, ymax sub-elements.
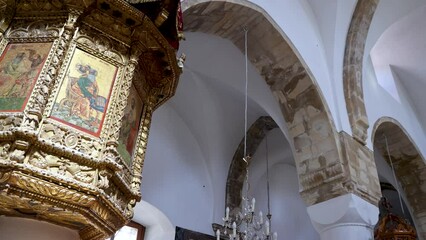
<box><xmin>364</xmin><ymin>1</ymin><xmax>426</xmax><ymax>232</ymax></box>
<box><xmin>248</xmin><ymin>161</ymin><xmax>319</xmax><ymax>240</ymax></box>
<box><xmin>364</xmin><ymin>0</ymin><xmax>426</xmax><ymax>155</ymax></box>
<box><xmin>364</xmin><ymin>56</ymin><xmax>426</xmax><ymax>157</ymax></box>
<box><xmin>175</xmin><ymin>32</ymin><xmax>290</xmax><ymax>228</ymax></box>
<box><xmin>183</xmin><ymin>0</ymin><xmax>341</xmax><ymax>133</ymax></box>
<box><xmin>247</xmin><ymin>128</ymin><xmax>293</xmax><ymax>188</ymax></box>
<box><xmin>139</xmin><ymin>32</ymin><xmax>305</xmax><ymax>236</ymax></box>
<box><xmin>245</xmin><ymin>0</ymin><xmax>336</xmax><ymax>127</ymax></box>
<box><xmin>178</xmin><ymin>32</ymin><xmax>287</xmax><ymax>139</ymax></box>
<box><xmin>306</xmin><ymin>0</ymin><xmax>356</xmax><ymax>134</ymax></box>
<box><xmin>243</xmin><ymin>129</ymin><xmax>319</xmax><ymax>240</ymax></box>
<box><xmin>365</xmin><ymin>0</ymin><xmax>426</xmax><ymax>61</ymax></box>
<box><xmin>140</xmin><ymin>104</ymin><xmax>214</xmax><ymax>234</ymax></box>
<box><xmin>0</xmin><ymin>216</ymin><xmax>79</xmax><ymax>240</ymax></box>
<box><xmin>138</xmin><ymin>1</ymin><xmax>426</xmax><ymax>238</ymax></box>
<box><xmin>140</xmin><ymin>45</ymin><xmax>270</xmax><ymax>234</ymax></box>
<box><xmin>250</xmin><ymin>0</ymin><xmax>361</xmax><ymax>135</ymax></box>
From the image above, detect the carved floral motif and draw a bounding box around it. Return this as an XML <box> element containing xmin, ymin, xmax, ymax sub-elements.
<box><xmin>0</xmin><ymin>142</ymin><xmax>11</xmax><ymax>160</ymax></box>
<box><xmin>15</xmin><ymin>0</ymin><xmax>66</xmax><ymax>14</ymax></box>
<box><xmin>40</xmin><ymin>121</ymin><xmax>103</xmax><ymax>159</ymax></box>
<box><xmin>0</xmin><ymin>1</ymin><xmax>181</xmax><ymax>239</ymax></box>
<box><xmin>76</xmin><ymin>25</ymin><xmax>128</xmax><ymax>64</ymax></box>
<box><xmin>23</xmin><ymin>12</ymin><xmax>80</xmax><ymax>130</ymax></box>
<box><xmin>0</xmin><ymin>114</ymin><xmax>23</xmax><ymax>132</ymax></box>
<box><xmin>14</xmin><ymin>174</ymin><xmax>96</xmax><ymax>205</ymax></box>
<box><xmin>6</xmin><ymin>20</ymin><xmax>63</xmax><ymax>41</ymax></box>
<box><xmin>27</xmin><ymin>151</ymin><xmax>96</xmax><ymax>184</ymax></box>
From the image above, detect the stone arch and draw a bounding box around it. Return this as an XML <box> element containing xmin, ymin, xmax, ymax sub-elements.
<box><xmin>372</xmin><ymin>117</ymin><xmax>426</xmax><ymax>239</ymax></box>
<box><xmin>343</xmin><ymin>0</ymin><xmax>379</xmax><ymax>144</ymax></box>
<box><xmin>183</xmin><ymin>0</ymin><xmax>380</xmax><ymax>206</ymax></box>
<box><xmin>225</xmin><ymin>116</ymin><xmax>278</xmax><ymax>213</ymax></box>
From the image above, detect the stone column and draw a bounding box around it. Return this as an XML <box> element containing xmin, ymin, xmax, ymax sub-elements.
<box><xmin>307</xmin><ymin>194</ymin><xmax>378</xmax><ymax>240</ymax></box>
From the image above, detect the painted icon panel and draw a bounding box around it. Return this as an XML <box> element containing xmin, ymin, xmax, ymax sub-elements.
<box><xmin>0</xmin><ymin>42</ymin><xmax>52</xmax><ymax>111</ymax></box>
<box><xmin>50</xmin><ymin>48</ymin><xmax>118</xmax><ymax>136</ymax></box>
<box><xmin>118</xmin><ymin>84</ymin><xmax>143</xmax><ymax>166</ymax></box>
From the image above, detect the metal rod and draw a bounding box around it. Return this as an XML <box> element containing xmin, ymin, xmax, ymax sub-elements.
<box><xmin>243</xmin><ymin>27</ymin><xmax>248</xmax><ymax>158</ymax></box>
<box><xmin>243</xmin><ymin>27</ymin><xmax>250</xmax><ymax>200</ymax></box>
<box><xmin>266</xmin><ymin>134</ymin><xmax>271</xmax><ymax>216</ymax></box>
<box><xmin>384</xmin><ymin>135</ymin><xmax>405</xmax><ymax>216</ymax></box>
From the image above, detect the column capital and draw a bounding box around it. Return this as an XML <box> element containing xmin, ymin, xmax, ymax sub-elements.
<box><xmin>307</xmin><ymin>194</ymin><xmax>378</xmax><ymax>240</ymax></box>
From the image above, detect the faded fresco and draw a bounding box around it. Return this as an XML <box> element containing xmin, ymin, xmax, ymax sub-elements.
<box><xmin>50</xmin><ymin>48</ymin><xmax>118</xmax><ymax>136</ymax></box>
<box><xmin>0</xmin><ymin>42</ymin><xmax>51</xmax><ymax>111</ymax></box>
<box><xmin>118</xmin><ymin>84</ymin><xmax>143</xmax><ymax>166</ymax></box>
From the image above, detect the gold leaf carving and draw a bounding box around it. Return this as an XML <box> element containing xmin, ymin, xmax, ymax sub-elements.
<box><xmin>83</xmin><ymin>9</ymin><xmax>132</xmax><ymax>45</ymax></box>
<box><xmin>28</xmin><ymin>151</ymin><xmax>48</xmax><ymax>169</ymax></box>
<box><xmin>0</xmin><ymin>0</ymin><xmax>15</xmax><ymax>34</ymax></box>
<box><xmin>16</xmin><ymin>0</ymin><xmax>65</xmax><ymax>13</ymax></box>
<box><xmin>97</xmin><ymin>170</ymin><xmax>111</xmax><ymax>189</ymax></box>
<box><xmin>0</xmin><ymin>142</ymin><xmax>11</xmax><ymax>160</ymax></box>
<box><xmin>64</xmin><ymin>133</ymin><xmax>79</xmax><ymax>148</ymax></box>
<box><xmin>23</xmin><ymin>12</ymin><xmax>80</xmax><ymax>130</ymax></box>
<box><xmin>40</xmin><ymin>121</ymin><xmax>103</xmax><ymax>159</ymax></box>
<box><xmin>73</xmin><ymin>23</ymin><xmax>129</xmax><ymax>66</ymax></box>
<box><xmin>0</xmin><ymin>171</ymin><xmax>11</xmax><ymax>183</ymax></box>
<box><xmin>15</xmin><ymin>174</ymin><xmax>96</xmax><ymax>206</ymax></box>
<box><xmin>27</xmin><ymin>151</ymin><xmax>95</xmax><ymax>185</ymax></box>
<box><xmin>6</xmin><ymin>20</ymin><xmax>63</xmax><ymax>40</ymax></box>
<box><xmin>10</xmin><ymin>149</ymin><xmax>26</xmax><ymax>163</ymax></box>
<box><xmin>0</xmin><ymin>0</ymin><xmax>181</xmax><ymax>238</ymax></box>
<box><xmin>0</xmin><ymin>192</ymin><xmax>89</xmax><ymax>230</ymax></box>
<box><xmin>0</xmin><ymin>115</ymin><xmax>23</xmax><ymax>132</ymax></box>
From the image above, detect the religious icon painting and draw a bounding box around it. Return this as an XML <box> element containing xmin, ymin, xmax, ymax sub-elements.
<box><xmin>0</xmin><ymin>42</ymin><xmax>52</xmax><ymax>111</ymax></box>
<box><xmin>117</xmin><ymin>84</ymin><xmax>143</xmax><ymax>167</ymax></box>
<box><xmin>50</xmin><ymin>48</ymin><xmax>118</xmax><ymax>136</ymax></box>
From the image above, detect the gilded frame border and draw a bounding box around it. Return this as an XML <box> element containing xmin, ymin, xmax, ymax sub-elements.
<box><xmin>48</xmin><ymin>47</ymin><xmax>119</xmax><ymax>137</ymax></box>
<box><xmin>43</xmin><ymin>40</ymin><xmax>125</xmax><ymax>142</ymax></box>
<box><xmin>0</xmin><ymin>21</ymin><xmax>59</xmax><ymax>132</ymax></box>
<box><xmin>0</xmin><ymin>42</ymin><xmax>53</xmax><ymax>112</ymax></box>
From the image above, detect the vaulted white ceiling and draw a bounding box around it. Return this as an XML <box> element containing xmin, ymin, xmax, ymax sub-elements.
<box><xmin>370</xmin><ymin>4</ymin><xmax>426</xmax><ymax>131</ymax></box>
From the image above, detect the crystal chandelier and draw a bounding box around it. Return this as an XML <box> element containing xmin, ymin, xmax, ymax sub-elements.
<box><xmin>215</xmin><ymin>28</ymin><xmax>277</xmax><ymax>240</ymax></box>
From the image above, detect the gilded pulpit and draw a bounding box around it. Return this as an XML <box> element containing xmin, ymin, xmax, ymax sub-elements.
<box><xmin>374</xmin><ymin>197</ymin><xmax>417</xmax><ymax>240</ymax></box>
<box><xmin>0</xmin><ymin>0</ymin><xmax>182</xmax><ymax>239</ymax></box>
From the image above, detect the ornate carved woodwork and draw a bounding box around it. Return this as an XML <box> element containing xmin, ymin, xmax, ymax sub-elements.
<box><xmin>0</xmin><ymin>0</ymin><xmax>180</xmax><ymax>239</ymax></box>
<box><xmin>374</xmin><ymin>197</ymin><xmax>417</xmax><ymax>240</ymax></box>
